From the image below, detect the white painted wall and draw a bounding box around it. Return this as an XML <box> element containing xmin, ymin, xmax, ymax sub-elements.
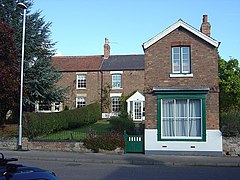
<box><xmin>145</xmin><ymin>129</ymin><xmax>222</xmax><ymax>155</ymax></box>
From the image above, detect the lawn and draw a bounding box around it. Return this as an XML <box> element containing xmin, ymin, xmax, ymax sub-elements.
<box><xmin>34</xmin><ymin>121</ymin><xmax>112</xmax><ymax>141</ymax></box>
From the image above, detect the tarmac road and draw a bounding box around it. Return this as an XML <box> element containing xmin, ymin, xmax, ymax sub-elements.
<box><xmin>1</xmin><ymin>150</ymin><xmax>240</xmax><ymax>167</ymax></box>
<box><xmin>18</xmin><ymin>158</ymin><xmax>240</xmax><ymax>180</ymax></box>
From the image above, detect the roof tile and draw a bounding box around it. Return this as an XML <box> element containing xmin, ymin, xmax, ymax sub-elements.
<box><xmin>52</xmin><ymin>56</ymin><xmax>103</xmax><ymax>72</ymax></box>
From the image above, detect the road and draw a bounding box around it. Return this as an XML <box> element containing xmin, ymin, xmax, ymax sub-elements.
<box><xmin>18</xmin><ymin>159</ymin><xmax>240</xmax><ymax>180</ymax></box>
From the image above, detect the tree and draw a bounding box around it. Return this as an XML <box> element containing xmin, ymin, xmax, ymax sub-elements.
<box><xmin>0</xmin><ymin>18</ymin><xmax>19</xmax><ymax>125</ymax></box>
<box><xmin>218</xmin><ymin>56</ymin><xmax>240</xmax><ymax>112</ymax></box>
<box><xmin>0</xmin><ymin>0</ymin><xmax>64</xmax><ymax>113</ymax></box>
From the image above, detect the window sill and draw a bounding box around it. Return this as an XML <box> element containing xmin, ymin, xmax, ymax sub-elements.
<box><xmin>159</xmin><ymin>137</ymin><xmax>204</xmax><ymax>142</ymax></box>
<box><xmin>169</xmin><ymin>73</ymin><xmax>193</xmax><ymax>78</ymax></box>
<box><xmin>76</xmin><ymin>88</ymin><xmax>87</xmax><ymax>90</ymax></box>
<box><xmin>112</xmin><ymin>87</ymin><xmax>123</xmax><ymax>90</ymax></box>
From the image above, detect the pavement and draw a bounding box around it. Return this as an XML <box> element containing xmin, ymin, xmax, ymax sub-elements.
<box><xmin>1</xmin><ymin>150</ymin><xmax>240</xmax><ymax>167</ymax></box>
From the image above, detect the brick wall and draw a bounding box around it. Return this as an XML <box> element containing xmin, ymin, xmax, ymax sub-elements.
<box><xmin>101</xmin><ymin>70</ymin><xmax>144</xmax><ymax>113</ymax></box>
<box><xmin>102</xmin><ymin>70</ymin><xmax>144</xmax><ymax>95</ymax></box>
<box><xmin>144</xmin><ymin>27</ymin><xmax>219</xmax><ymax>129</ymax></box>
<box><xmin>56</xmin><ymin>71</ymin><xmax>101</xmax><ymax>109</ymax></box>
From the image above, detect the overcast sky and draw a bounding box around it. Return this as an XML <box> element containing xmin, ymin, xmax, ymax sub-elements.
<box><xmin>32</xmin><ymin>0</ymin><xmax>240</xmax><ymax>60</ymax></box>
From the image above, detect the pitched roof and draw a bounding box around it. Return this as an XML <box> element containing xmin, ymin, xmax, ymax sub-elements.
<box><xmin>143</xmin><ymin>19</ymin><xmax>220</xmax><ymax>50</ymax></box>
<box><xmin>52</xmin><ymin>56</ymin><xmax>103</xmax><ymax>72</ymax></box>
<box><xmin>100</xmin><ymin>55</ymin><xmax>144</xmax><ymax>71</ymax></box>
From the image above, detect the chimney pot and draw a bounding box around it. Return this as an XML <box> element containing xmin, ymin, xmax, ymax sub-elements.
<box><xmin>104</xmin><ymin>38</ymin><xmax>110</xmax><ymax>59</ymax></box>
<box><xmin>203</xmin><ymin>15</ymin><xmax>208</xmax><ymax>23</ymax></box>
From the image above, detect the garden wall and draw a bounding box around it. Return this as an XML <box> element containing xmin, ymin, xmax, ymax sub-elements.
<box><xmin>0</xmin><ymin>137</ymin><xmax>239</xmax><ymax>156</ymax></box>
<box><xmin>0</xmin><ymin>137</ymin><xmax>28</xmax><ymax>150</ymax></box>
<box><xmin>223</xmin><ymin>137</ymin><xmax>240</xmax><ymax>156</ymax></box>
<box><xmin>0</xmin><ymin>137</ymin><xmax>122</xmax><ymax>154</ymax></box>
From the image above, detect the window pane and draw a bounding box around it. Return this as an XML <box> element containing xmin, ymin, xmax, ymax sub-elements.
<box><xmin>182</xmin><ymin>47</ymin><xmax>189</xmax><ymax>54</ymax></box>
<box><xmin>162</xmin><ymin>99</ymin><xmax>174</xmax><ymax>136</ymax></box>
<box><xmin>189</xmin><ymin>99</ymin><xmax>201</xmax><ymax>137</ymax></box>
<box><xmin>172</xmin><ymin>47</ymin><xmax>180</xmax><ymax>73</ymax></box>
<box><xmin>173</xmin><ymin>47</ymin><xmax>180</xmax><ymax>53</ymax></box>
<box><xmin>176</xmin><ymin>99</ymin><xmax>188</xmax><ymax>136</ymax></box>
<box><xmin>162</xmin><ymin>99</ymin><xmax>174</xmax><ymax>117</ymax></box>
<box><xmin>181</xmin><ymin>47</ymin><xmax>190</xmax><ymax>73</ymax></box>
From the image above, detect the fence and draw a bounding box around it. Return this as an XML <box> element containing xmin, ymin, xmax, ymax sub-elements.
<box><xmin>32</xmin><ymin>129</ymin><xmax>107</xmax><ymax>141</ymax></box>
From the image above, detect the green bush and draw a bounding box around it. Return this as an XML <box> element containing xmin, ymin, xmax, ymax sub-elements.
<box><xmin>109</xmin><ymin>116</ymin><xmax>135</xmax><ymax>134</ymax></box>
<box><xmin>84</xmin><ymin>131</ymin><xmax>125</xmax><ymax>152</ymax></box>
<box><xmin>220</xmin><ymin>112</ymin><xmax>240</xmax><ymax>137</ymax></box>
<box><xmin>23</xmin><ymin>103</ymin><xmax>101</xmax><ymax>139</ymax></box>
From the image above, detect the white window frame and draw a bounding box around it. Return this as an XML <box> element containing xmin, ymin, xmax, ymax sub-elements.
<box><xmin>37</xmin><ymin>102</ymin><xmax>52</xmax><ymax>112</ymax></box>
<box><xmin>35</xmin><ymin>102</ymin><xmax>62</xmax><ymax>112</ymax></box>
<box><xmin>76</xmin><ymin>74</ymin><xmax>86</xmax><ymax>89</ymax></box>
<box><xmin>111</xmin><ymin>74</ymin><xmax>122</xmax><ymax>89</ymax></box>
<box><xmin>161</xmin><ymin>98</ymin><xmax>202</xmax><ymax>140</ymax></box>
<box><xmin>172</xmin><ymin>47</ymin><xmax>190</xmax><ymax>74</ymax></box>
<box><xmin>76</xmin><ymin>96</ymin><xmax>86</xmax><ymax>108</ymax></box>
<box><xmin>111</xmin><ymin>96</ymin><xmax>121</xmax><ymax>113</ymax></box>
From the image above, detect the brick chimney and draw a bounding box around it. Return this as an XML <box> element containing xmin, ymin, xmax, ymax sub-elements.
<box><xmin>200</xmin><ymin>15</ymin><xmax>211</xmax><ymax>36</ymax></box>
<box><xmin>104</xmin><ymin>38</ymin><xmax>110</xmax><ymax>59</ymax></box>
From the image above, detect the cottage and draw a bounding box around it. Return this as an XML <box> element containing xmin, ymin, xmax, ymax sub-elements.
<box><xmin>100</xmin><ymin>38</ymin><xmax>145</xmax><ymax>118</ymax></box>
<box><xmin>143</xmin><ymin>15</ymin><xmax>222</xmax><ymax>155</ymax></box>
<box><xmin>49</xmin><ymin>38</ymin><xmax>145</xmax><ymax>120</ymax></box>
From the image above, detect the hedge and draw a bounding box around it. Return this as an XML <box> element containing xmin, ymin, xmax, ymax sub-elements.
<box><xmin>23</xmin><ymin>103</ymin><xmax>101</xmax><ymax>139</ymax></box>
<box><xmin>109</xmin><ymin>116</ymin><xmax>135</xmax><ymax>134</ymax></box>
<box><xmin>220</xmin><ymin>112</ymin><xmax>240</xmax><ymax>137</ymax></box>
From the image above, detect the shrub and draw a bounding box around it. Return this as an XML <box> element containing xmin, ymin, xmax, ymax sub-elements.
<box><xmin>84</xmin><ymin>131</ymin><xmax>125</xmax><ymax>152</ymax></box>
<box><xmin>23</xmin><ymin>103</ymin><xmax>101</xmax><ymax>139</ymax></box>
<box><xmin>220</xmin><ymin>112</ymin><xmax>240</xmax><ymax>137</ymax></box>
<box><xmin>109</xmin><ymin>116</ymin><xmax>135</xmax><ymax>134</ymax></box>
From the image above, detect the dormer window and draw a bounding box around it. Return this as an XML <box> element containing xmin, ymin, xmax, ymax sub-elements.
<box><xmin>172</xmin><ymin>47</ymin><xmax>190</xmax><ymax>74</ymax></box>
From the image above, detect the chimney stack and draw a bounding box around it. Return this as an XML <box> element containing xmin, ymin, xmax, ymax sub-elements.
<box><xmin>200</xmin><ymin>15</ymin><xmax>211</xmax><ymax>36</ymax></box>
<box><xmin>104</xmin><ymin>38</ymin><xmax>110</xmax><ymax>59</ymax></box>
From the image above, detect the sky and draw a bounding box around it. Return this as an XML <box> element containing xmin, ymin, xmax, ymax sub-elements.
<box><xmin>31</xmin><ymin>0</ymin><xmax>240</xmax><ymax>60</ymax></box>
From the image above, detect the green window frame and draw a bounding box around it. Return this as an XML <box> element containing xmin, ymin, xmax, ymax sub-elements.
<box><xmin>156</xmin><ymin>93</ymin><xmax>206</xmax><ymax>142</ymax></box>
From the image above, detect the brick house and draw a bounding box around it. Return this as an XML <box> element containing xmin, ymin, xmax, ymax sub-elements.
<box><xmin>143</xmin><ymin>15</ymin><xmax>222</xmax><ymax>155</ymax></box>
<box><xmin>48</xmin><ymin>38</ymin><xmax>145</xmax><ymax>121</ymax></box>
<box><xmin>51</xmin><ymin>56</ymin><xmax>103</xmax><ymax>110</ymax></box>
<box><xmin>100</xmin><ymin>39</ymin><xmax>145</xmax><ymax>120</ymax></box>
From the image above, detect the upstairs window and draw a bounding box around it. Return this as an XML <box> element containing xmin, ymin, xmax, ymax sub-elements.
<box><xmin>172</xmin><ymin>47</ymin><xmax>190</xmax><ymax>74</ymax></box>
<box><xmin>112</xmin><ymin>74</ymin><xmax>122</xmax><ymax>89</ymax></box>
<box><xmin>77</xmin><ymin>74</ymin><xmax>86</xmax><ymax>89</ymax></box>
